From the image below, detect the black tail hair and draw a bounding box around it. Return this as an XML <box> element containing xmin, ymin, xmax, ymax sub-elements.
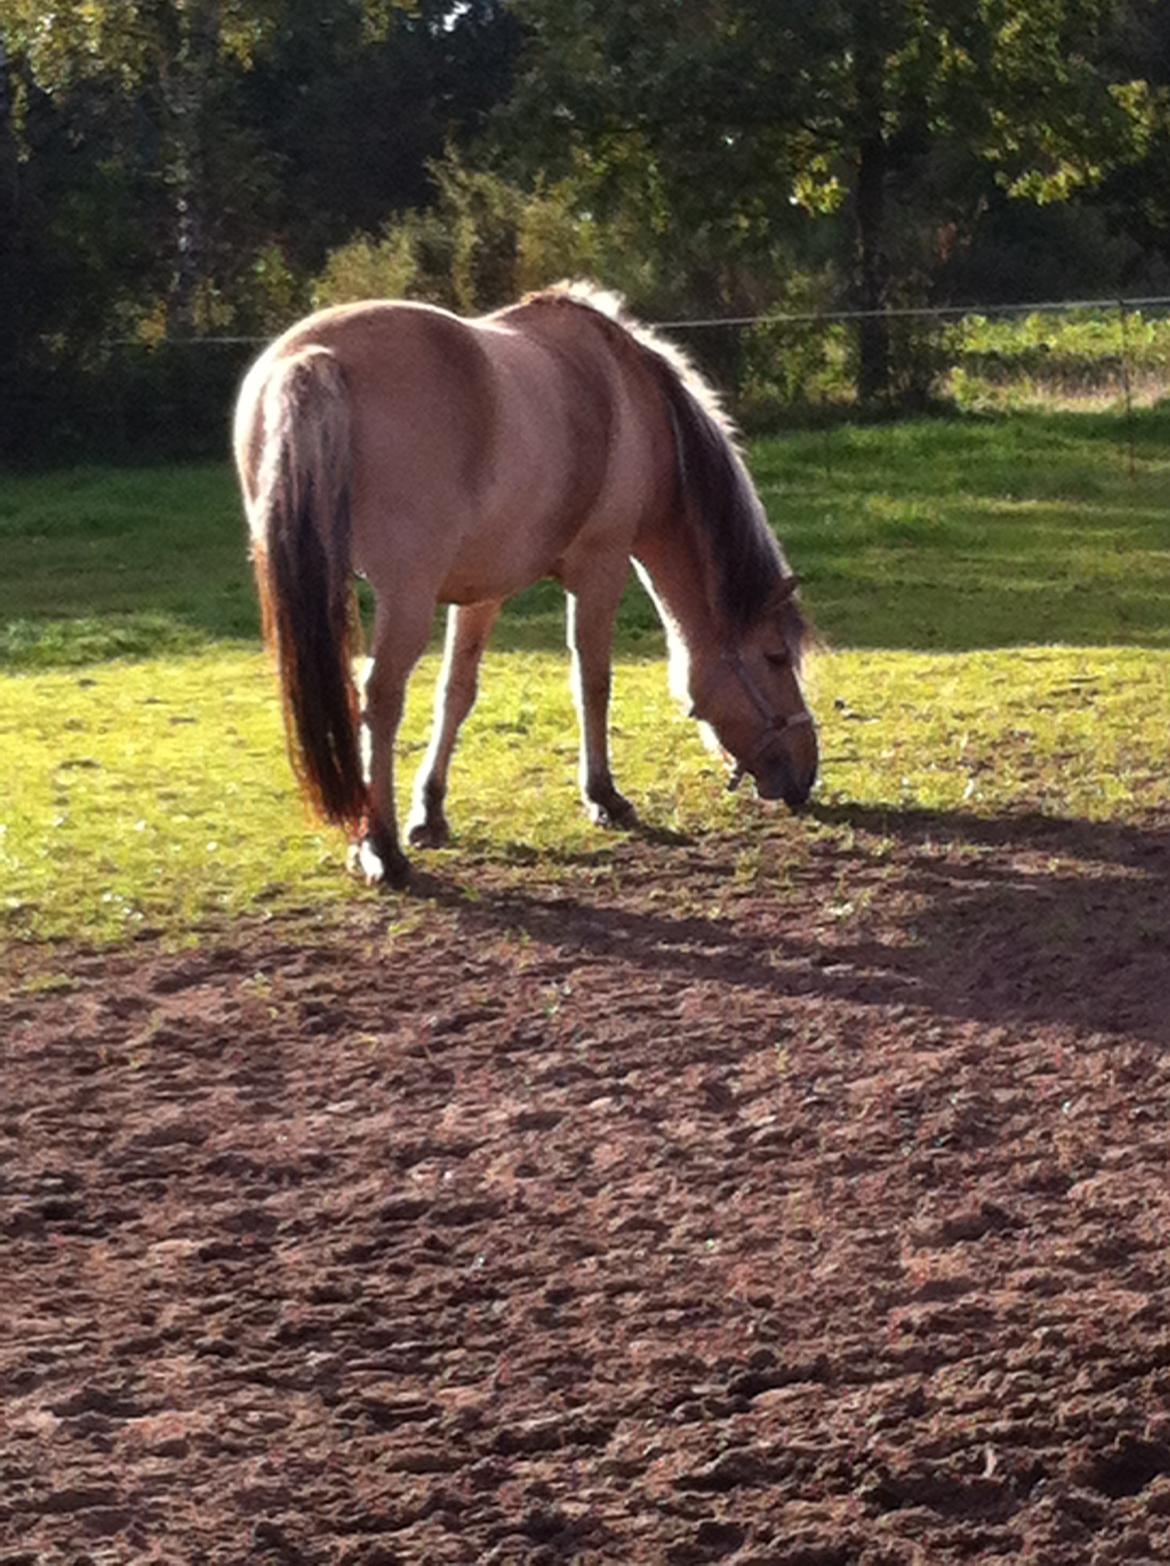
<box><xmin>252</xmin><ymin>348</ymin><xmax>366</xmax><ymax>830</ymax></box>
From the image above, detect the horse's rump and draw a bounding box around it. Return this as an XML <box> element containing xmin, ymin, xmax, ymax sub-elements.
<box><xmin>279</xmin><ymin>305</ymin><xmax>500</xmax><ymax>516</ymax></box>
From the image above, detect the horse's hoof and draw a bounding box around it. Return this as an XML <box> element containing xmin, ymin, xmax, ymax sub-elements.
<box><xmin>406</xmin><ymin>813</ymin><xmax>451</xmax><ymax>850</ymax></box>
<box><xmin>588</xmin><ymin>794</ymin><xmax>638</xmax><ymax>830</ymax></box>
<box><xmin>347</xmin><ymin>836</ymin><xmax>411</xmax><ymax>889</ymax></box>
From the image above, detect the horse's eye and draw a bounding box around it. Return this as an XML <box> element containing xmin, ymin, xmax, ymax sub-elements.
<box><xmin>764</xmin><ymin>650</ymin><xmax>789</xmax><ymax>669</ymax></box>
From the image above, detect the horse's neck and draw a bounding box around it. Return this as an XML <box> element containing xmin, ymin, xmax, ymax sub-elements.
<box><xmin>632</xmin><ymin>513</ymin><xmax>725</xmax><ymax>701</ymax></box>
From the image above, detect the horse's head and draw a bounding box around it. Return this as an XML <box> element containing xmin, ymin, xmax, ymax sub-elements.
<box><xmin>691</xmin><ymin>577</ymin><xmax>818</xmax><ymax>810</ymax></box>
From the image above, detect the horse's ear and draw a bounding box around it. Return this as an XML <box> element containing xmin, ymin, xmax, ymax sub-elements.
<box><xmin>770</xmin><ymin>573</ymin><xmax>801</xmax><ymax>606</ymax></box>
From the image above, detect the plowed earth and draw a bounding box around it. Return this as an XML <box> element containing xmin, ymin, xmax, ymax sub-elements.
<box><xmin>3</xmin><ymin>806</ymin><xmax>1170</xmax><ymax>1566</ymax></box>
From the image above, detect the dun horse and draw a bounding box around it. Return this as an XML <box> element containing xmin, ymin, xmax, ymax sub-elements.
<box><xmin>234</xmin><ymin>283</ymin><xmax>818</xmax><ymax>886</ymax></box>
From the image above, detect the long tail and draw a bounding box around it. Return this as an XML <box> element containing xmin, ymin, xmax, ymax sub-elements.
<box><xmin>249</xmin><ymin>346</ymin><xmax>366</xmax><ymax>832</ymax></box>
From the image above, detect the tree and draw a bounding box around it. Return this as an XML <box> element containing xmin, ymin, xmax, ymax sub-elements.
<box><xmin>0</xmin><ymin>0</ymin><xmax>523</xmax><ymax>338</ymax></box>
<box><xmin>234</xmin><ymin>0</ymin><xmax>523</xmax><ymax>275</ymax></box>
<box><xmin>0</xmin><ymin>1</ymin><xmax>280</xmax><ymax>329</ymax></box>
<box><xmin>0</xmin><ymin>0</ymin><xmax>525</xmax><ymax>456</ymax></box>
<box><xmin>1091</xmin><ymin>0</ymin><xmax>1170</xmax><ymax>277</ymax></box>
<box><xmin>505</xmin><ymin>0</ymin><xmax>1163</xmax><ymax>402</ymax></box>
<box><xmin>0</xmin><ymin>37</ymin><xmax>18</xmax><ymax>396</ymax></box>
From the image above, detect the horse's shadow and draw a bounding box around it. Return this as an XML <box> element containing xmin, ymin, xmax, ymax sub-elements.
<box><xmin>806</xmin><ymin>801</ymin><xmax>1169</xmax><ymax>1043</ymax></box>
<box><xmin>401</xmin><ymin>801</ymin><xmax>1170</xmax><ymax>1046</ymax></box>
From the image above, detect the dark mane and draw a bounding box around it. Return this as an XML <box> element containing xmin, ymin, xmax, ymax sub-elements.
<box><xmin>640</xmin><ymin>348</ymin><xmax>782</xmax><ymax>618</ymax></box>
<box><xmin>514</xmin><ymin>283</ymin><xmax>812</xmax><ymax>661</ymax></box>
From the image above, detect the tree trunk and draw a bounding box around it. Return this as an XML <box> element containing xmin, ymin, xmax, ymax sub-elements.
<box><xmin>0</xmin><ymin>37</ymin><xmax>21</xmax><ymax>451</ymax></box>
<box><xmin>852</xmin><ymin>3</ymin><xmax>890</xmax><ymax>405</ymax></box>
<box><xmin>855</xmin><ymin>129</ymin><xmax>889</xmax><ymax>404</ymax></box>
<box><xmin>164</xmin><ymin>4</ymin><xmax>219</xmax><ymax>337</ymax></box>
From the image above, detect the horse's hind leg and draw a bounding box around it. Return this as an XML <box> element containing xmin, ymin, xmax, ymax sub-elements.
<box><xmin>352</xmin><ymin>595</ymin><xmax>433</xmax><ymax>888</ymax></box>
<box><xmin>407</xmin><ymin>599</ymin><xmax>501</xmax><ymax>849</ymax></box>
<box><xmin>565</xmin><ymin>561</ymin><xmax>638</xmax><ymax>829</ymax></box>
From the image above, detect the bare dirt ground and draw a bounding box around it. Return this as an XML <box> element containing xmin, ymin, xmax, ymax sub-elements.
<box><xmin>3</xmin><ymin>805</ymin><xmax>1170</xmax><ymax>1566</ymax></box>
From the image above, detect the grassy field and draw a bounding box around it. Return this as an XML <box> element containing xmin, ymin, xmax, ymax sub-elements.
<box><xmin>2</xmin><ymin>407</ymin><xmax>1168</xmax><ymax>947</ymax></box>
<box><xmin>950</xmin><ymin>307</ymin><xmax>1170</xmax><ymax>408</ymax></box>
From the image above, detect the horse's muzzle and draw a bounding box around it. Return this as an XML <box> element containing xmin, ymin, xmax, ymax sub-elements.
<box><xmin>754</xmin><ymin>767</ymin><xmax>814</xmax><ymax>811</ymax></box>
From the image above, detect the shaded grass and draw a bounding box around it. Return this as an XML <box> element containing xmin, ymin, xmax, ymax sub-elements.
<box><xmin>1</xmin><ymin>407</ymin><xmax>1167</xmax><ymax>668</ymax></box>
<box><xmin>2</xmin><ymin>408</ymin><xmax>1168</xmax><ymax>947</ymax></box>
<box><xmin>0</xmin><ymin>465</ymin><xmax>255</xmax><ymax>665</ymax></box>
<box><xmin>751</xmin><ymin>407</ymin><xmax>1170</xmax><ymax>649</ymax></box>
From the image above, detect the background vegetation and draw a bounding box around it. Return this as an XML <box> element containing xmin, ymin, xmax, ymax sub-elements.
<box><xmin>1</xmin><ymin>0</ymin><xmax>1169</xmax><ymax>460</ymax></box>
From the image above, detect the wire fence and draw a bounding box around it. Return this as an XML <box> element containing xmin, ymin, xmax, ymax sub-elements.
<box><xmin>8</xmin><ymin>294</ymin><xmax>1170</xmax><ymax>463</ymax></box>
<box><xmin>90</xmin><ymin>292</ymin><xmax>1170</xmax><ymax>341</ymax></box>
<box><xmin>659</xmin><ymin>293</ymin><xmax>1170</xmax><ymax>330</ymax></box>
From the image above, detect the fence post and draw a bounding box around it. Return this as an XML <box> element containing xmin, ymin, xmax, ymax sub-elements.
<box><xmin>1117</xmin><ymin>298</ymin><xmax>1137</xmax><ymax>482</ymax></box>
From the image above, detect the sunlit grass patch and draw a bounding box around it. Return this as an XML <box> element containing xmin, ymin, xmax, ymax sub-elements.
<box><xmin>3</xmin><ymin>642</ymin><xmax>1167</xmax><ymax>948</ymax></box>
<box><xmin>2</xmin><ymin>409</ymin><xmax>1168</xmax><ymax>949</ymax></box>
<box><xmin>814</xmin><ymin>646</ymin><xmax>1170</xmax><ymax>823</ymax></box>
<box><xmin>0</xmin><ymin>643</ymin><xmax>710</xmax><ymax>945</ymax></box>
<box><xmin>1</xmin><ymin>651</ymin><xmax>347</xmax><ymax>944</ymax></box>
<box><xmin>948</xmin><ymin>309</ymin><xmax>1170</xmax><ymax>411</ymax></box>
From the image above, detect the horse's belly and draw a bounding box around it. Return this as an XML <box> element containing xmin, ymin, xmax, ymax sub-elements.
<box><xmin>436</xmin><ymin>525</ymin><xmax>561</xmax><ymax>604</ymax></box>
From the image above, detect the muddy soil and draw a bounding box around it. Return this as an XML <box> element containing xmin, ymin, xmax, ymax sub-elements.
<box><xmin>3</xmin><ymin>807</ymin><xmax>1170</xmax><ymax>1564</ymax></box>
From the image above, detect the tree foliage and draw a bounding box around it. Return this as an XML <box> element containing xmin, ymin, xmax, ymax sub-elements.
<box><xmin>504</xmin><ymin>0</ymin><xmax>1166</xmax><ymax>397</ymax></box>
<box><xmin>0</xmin><ymin>0</ymin><xmax>1167</xmax><ymax>456</ymax></box>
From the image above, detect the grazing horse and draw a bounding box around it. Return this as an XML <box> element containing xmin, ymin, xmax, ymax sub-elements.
<box><xmin>233</xmin><ymin>282</ymin><xmax>817</xmax><ymax>887</ymax></box>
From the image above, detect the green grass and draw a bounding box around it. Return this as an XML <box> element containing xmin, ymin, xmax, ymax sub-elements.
<box><xmin>0</xmin><ymin>464</ymin><xmax>255</xmax><ymax>667</ymax></box>
<box><xmin>2</xmin><ymin>407</ymin><xmax>1168</xmax><ymax>946</ymax></box>
<box><xmin>753</xmin><ymin>407</ymin><xmax>1170</xmax><ymax>649</ymax></box>
<box><xmin>952</xmin><ymin>308</ymin><xmax>1170</xmax><ymax>406</ymax></box>
<box><xmin>740</xmin><ymin>307</ymin><xmax>1170</xmax><ymax>423</ymax></box>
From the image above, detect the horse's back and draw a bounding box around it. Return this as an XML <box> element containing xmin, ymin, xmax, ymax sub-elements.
<box><xmin>237</xmin><ymin>295</ymin><xmax>672</xmax><ymax>603</ymax></box>
<box><xmin>483</xmin><ymin>295</ymin><xmax>674</xmax><ymax>570</ymax></box>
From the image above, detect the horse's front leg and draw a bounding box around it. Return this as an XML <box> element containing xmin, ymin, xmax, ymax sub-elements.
<box><xmin>351</xmin><ymin>599</ymin><xmax>432</xmax><ymax>888</ymax></box>
<box><xmin>566</xmin><ymin>563</ymin><xmax>638</xmax><ymax>829</ymax></box>
<box><xmin>407</xmin><ymin>599</ymin><xmax>502</xmax><ymax>849</ymax></box>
